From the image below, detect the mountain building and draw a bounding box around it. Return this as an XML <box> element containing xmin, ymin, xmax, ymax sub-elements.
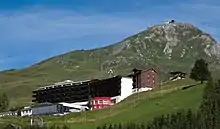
<box><xmin>90</xmin><ymin>97</ymin><xmax>112</xmax><ymax>110</ymax></box>
<box><xmin>169</xmin><ymin>71</ymin><xmax>186</xmax><ymax>81</ymax></box>
<box><xmin>129</xmin><ymin>68</ymin><xmax>158</xmax><ymax>91</ymax></box>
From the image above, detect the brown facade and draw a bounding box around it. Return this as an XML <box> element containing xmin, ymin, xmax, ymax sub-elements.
<box><xmin>130</xmin><ymin>68</ymin><xmax>158</xmax><ymax>89</ymax></box>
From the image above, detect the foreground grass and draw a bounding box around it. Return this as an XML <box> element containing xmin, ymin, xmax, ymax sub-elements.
<box><xmin>0</xmin><ymin>79</ymin><xmax>204</xmax><ymax>129</ymax></box>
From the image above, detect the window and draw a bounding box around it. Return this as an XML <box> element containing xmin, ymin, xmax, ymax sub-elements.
<box><xmin>103</xmin><ymin>100</ymin><xmax>109</xmax><ymax>105</ymax></box>
<box><xmin>99</xmin><ymin>100</ymin><xmax>103</xmax><ymax>104</ymax></box>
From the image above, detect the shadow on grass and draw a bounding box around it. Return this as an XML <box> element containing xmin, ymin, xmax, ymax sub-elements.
<box><xmin>181</xmin><ymin>82</ymin><xmax>202</xmax><ymax>90</ymax></box>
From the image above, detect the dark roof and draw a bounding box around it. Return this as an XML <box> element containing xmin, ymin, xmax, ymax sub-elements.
<box><xmin>32</xmin><ymin>102</ymin><xmax>55</xmax><ymax>108</ymax></box>
<box><xmin>33</xmin><ymin>79</ymin><xmax>100</xmax><ymax>92</ymax></box>
<box><xmin>89</xmin><ymin>76</ymin><xmax>122</xmax><ymax>85</ymax></box>
<box><xmin>132</xmin><ymin>68</ymin><xmax>142</xmax><ymax>73</ymax></box>
<box><xmin>128</xmin><ymin>68</ymin><xmax>158</xmax><ymax>77</ymax></box>
<box><xmin>170</xmin><ymin>71</ymin><xmax>186</xmax><ymax>75</ymax></box>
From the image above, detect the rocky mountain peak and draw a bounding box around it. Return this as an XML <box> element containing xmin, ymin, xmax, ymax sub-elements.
<box><xmin>147</xmin><ymin>21</ymin><xmax>216</xmax><ymax>43</ymax></box>
<box><xmin>104</xmin><ymin>21</ymin><xmax>220</xmax><ymax>74</ymax></box>
<box><xmin>115</xmin><ymin>21</ymin><xmax>218</xmax><ymax>57</ymax></box>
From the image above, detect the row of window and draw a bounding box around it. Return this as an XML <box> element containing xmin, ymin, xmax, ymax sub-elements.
<box><xmin>146</xmin><ymin>74</ymin><xmax>155</xmax><ymax>78</ymax></box>
<box><xmin>140</xmin><ymin>79</ymin><xmax>155</xmax><ymax>83</ymax></box>
<box><xmin>22</xmin><ymin>109</ymin><xmax>32</xmax><ymax>114</ymax></box>
<box><xmin>142</xmin><ymin>75</ymin><xmax>156</xmax><ymax>79</ymax></box>
<box><xmin>147</xmin><ymin>80</ymin><xmax>155</xmax><ymax>83</ymax></box>
<box><xmin>92</xmin><ymin>100</ymin><xmax>111</xmax><ymax>105</ymax></box>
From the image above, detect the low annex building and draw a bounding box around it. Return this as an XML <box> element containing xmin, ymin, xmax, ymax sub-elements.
<box><xmin>91</xmin><ymin>97</ymin><xmax>112</xmax><ymax>110</ymax></box>
<box><xmin>16</xmin><ymin>102</ymin><xmax>89</xmax><ymax>117</ymax></box>
<box><xmin>169</xmin><ymin>71</ymin><xmax>186</xmax><ymax>81</ymax></box>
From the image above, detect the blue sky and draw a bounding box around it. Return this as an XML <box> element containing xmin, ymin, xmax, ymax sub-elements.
<box><xmin>0</xmin><ymin>0</ymin><xmax>220</xmax><ymax>70</ymax></box>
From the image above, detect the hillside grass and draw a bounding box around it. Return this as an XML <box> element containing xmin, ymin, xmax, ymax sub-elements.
<box><xmin>0</xmin><ymin>79</ymin><xmax>205</xmax><ymax>129</ymax></box>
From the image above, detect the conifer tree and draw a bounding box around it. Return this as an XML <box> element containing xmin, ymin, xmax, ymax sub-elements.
<box><xmin>56</xmin><ymin>125</ymin><xmax>61</xmax><ymax>129</ymax></box>
<box><xmin>190</xmin><ymin>58</ymin><xmax>211</xmax><ymax>83</ymax></box>
<box><xmin>49</xmin><ymin>124</ymin><xmax>56</xmax><ymax>129</ymax></box>
<box><xmin>108</xmin><ymin>124</ymin><xmax>113</xmax><ymax>129</ymax></box>
<box><xmin>96</xmin><ymin>126</ymin><xmax>101</xmax><ymax>129</ymax></box>
<box><xmin>62</xmin><ymin>124</ymin><xmax>70</xmax><ymax>129</ymax></box>
<box><xmin>117</xmin><ymin>123</ymin><xmax>123</xmax><ymax>129</ymax></box>
<box><xmin>186</xmin><ymin>109</ymin><xmax>193</xmax><ymax>129</ymax></box>
<box><xmin>102</xmin><ymin>124</ymin><xmax>107</xmax><ymax>129</ymax></box>
<box><xmin>213</xmin><ymin>80</ymin><xmax>220</xmax><ymax>129</ymax></box>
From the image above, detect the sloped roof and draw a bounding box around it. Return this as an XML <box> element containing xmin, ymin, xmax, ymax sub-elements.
<box><xmin>141</xmin><ymin>68</ymin><xmax>158</xmax><ymax>73</ymax></box>
<box><xmin>129</xmin><ymin>68</ymin><xmax>158</xmax><ymax>76</ymax></box>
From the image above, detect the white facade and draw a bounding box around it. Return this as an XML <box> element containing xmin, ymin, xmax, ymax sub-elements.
<box><xmin>110</xmin><ymin>77</ymin><xmax>133</xmax><ymax>104</ymax></box>
<box><xmin>20</xmin><ymin>108</ymin><xmax>32</xmax><ymax>116</ymax></box>
<box><xmin>110</xmin><ymin>77</ymin><xmax>153</xmax><ymax>104</ymax></box>
<box><xmin>120</xmin><ymin>77</ymin><xmax>133</xmax><ymax>101</ymax></box>
<box><xmin>110</xmin><ymin>96</ymin><xmax>121</xmax><ymax>104</ymax></box>
<box><xmin>72</xmin><ymin>101</ymin><xmax>88</xmax><ymax>106</ymax></box>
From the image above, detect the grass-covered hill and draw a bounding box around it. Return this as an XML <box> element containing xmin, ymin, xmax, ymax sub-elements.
<box><xmin>0</xmin><ymin>21</ymin><xmax>219</xmax><ymax>107</ymax></box>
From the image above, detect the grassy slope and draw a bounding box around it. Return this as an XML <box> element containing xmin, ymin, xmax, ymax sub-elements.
<box><xmin>68</xmin><ymin>80</ymin><xmax>204</xmax><ymax>129</ymax></box>
<box><xmin>0</xmin><ymin>79</ymin><xmax>205</xmax><ymax>129</ymax></box>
